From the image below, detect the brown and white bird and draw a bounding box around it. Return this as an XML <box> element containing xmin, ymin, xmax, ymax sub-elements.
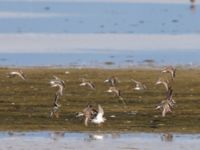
<box><xmin>76</xmin><ymin>104</ymin><xmax>98</xmax><ymax>126</ymax></box>
<box><xmin>155</xmin><ymin>100</ymin><xmax>172</xmax><ymax>117</ymax></box>
<box><xmin>50</xmin><ymin>95</ymin><xmax>61</xmax><ymax>118</ymax></box>
<box><xmin>161</xmin><ymin>66</ymin><xmax>176</xmax><ymax>80</ymax></box>
<box><xmin>50</xmin><ymin>75</ymin><xmax>65</xmax><ymax>86</ymax></box>
<box><xmin>166</xmin><ymin>87</ymin><xmax>176</xmax><ymax>107</ymax></box>
<box><xmin>131</xmin><ymin>79</ymin><xmax>147</xmax><ymax>90</ymax></box>
<box><xmin>50</xmin><ymin>76</ymin><xmax>65</xmax><ymax>96</ymax></box>
<box><xmin>104</xmin><ymin>76</ymin><xmax>120</xmax><ymax>86</ymax></box>
<box><xmin>156</xmin><ymin>77</ymin><xmax>170</xmax><ymax>91</ymax></box>
<box><xmin>51</xmin><ymin>82</ymin><xmax>64</xmax><ymax>96</ymax></box>
<box><xmin>80</xmin><ymin>78</ymin><xmax>95</xmax><ymax>90</ymax></box>
<box><xmin>7</xmin><ymin>70</ymin><xmax>26</xmax><ymax>80</ymax></box>
<box><xmin>106</xmin><ymin>87</ymin><xmax>126</xmax><ymax>104</ymax></box>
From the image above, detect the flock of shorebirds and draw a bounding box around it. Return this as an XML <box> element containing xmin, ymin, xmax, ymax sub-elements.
<box><xmin>6</xmin><ymin>66</ymin><xmax>176</xmax><ymax>127</ymax></box>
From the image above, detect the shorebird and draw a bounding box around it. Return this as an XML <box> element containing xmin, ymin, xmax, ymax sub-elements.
<box><xmin>161</xmin><ymin>66</ymin><xmax>176</xmax><ymax>80</ymax></box>
<box><xmin>156</xmin><ymin>100</ymin><xmax>172</xmax><ymax>117</ymax></box>
<box><xmin>50</xmin><ymin>75</ymin><xmax>65</xmax><ymax>86</ymax></box>
<box><xmin>50</xmin><ymin>95</ymin><xmax>61</xmax><ymax>118</ymax></box>
<box><xmin>76</xmin><ymin>104</ymin><xmax>98</xmax><ymax>126</ymax></box>
<box><xmin>50</xmin><ymin>76</ymin><xmax>65</xmax><ymax>96</ymax></box>
<box><xmin>91</xmin><ymin>105</ymin><xmax>106</xmax><ymax>126</ymax></box>
<box><xmin>51</xmin><ymin>82</ymin><xmax>64</xmax><ymax>96</ymax></box>
<box><xmin>7</xmin><ymin>70</ymin><xmax>26</xmax><ymax>80</ymax></box>
<box><xmin>156</xmin><ymin>77</ymin><xmax>170</xmax><ymax>91</ymax></box>
<box><xmin>80</xmin><ymin>78</ymin><xmax>95</xmax><ymax>90</ymax></box>
<box><xmin>166</xmin><ymin>87</ymin><xmax>176</xmax><ymax>106</ymax></box>
<box><xmin>104</xmin><ymin>76</ymin><xmax>120</xmax><ymax>86</ymax></box>
<box><xmin>131</xmin><ymin>79</ymin><xmax>146</xmax><ymax>90</ymax></box>
<box><xmin>106</xmin><ymin>87</ymin><xmax>126</xmax><ymax>105</ymax></box>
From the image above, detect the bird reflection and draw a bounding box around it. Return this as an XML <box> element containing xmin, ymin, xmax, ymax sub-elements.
<box><xmin>190</xmin><ymin>0</ymin><xmax>196</xmax><ymax>13</ymax></box>
<box><xmin>85</xmin><ymin>133</ymin><xmax>104</xmax><ymax>142</ymax></box>
<box><xmin>161</xmin><ymin>133</ymin><xmax>173</xmax><ymax>142</ymax></box>
<box><xmin>49</xmin><ymin>131</ymin><xmax>65</xmax><ymax>141</ymax></box>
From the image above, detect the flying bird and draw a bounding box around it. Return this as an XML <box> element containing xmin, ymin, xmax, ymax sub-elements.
<box><xmin>76</xmin><ymin>104</ymin><xmax>98</xmax><ymax>126</ymax></box>
<box><xmin>50</xmin><ymin>75</ymin><xmax>65</xmax><ymax>96</ymax></box>
<box><xmin>106</xmin><ymin>87</ymin><xmax>126</xmax><ymax>105</ymax></box>
<box><xmin>80</xmin><ymin>78</ymin><xmax>95</xmax><ymax>90</ymax></box>
<box><xmin>156</xmin><ymin>77</ymin><xmax>170</xmax><ymax>91</ymax></box>
<box><xmin>104</xmin><ymin>76</ymin><xmax>120</xmax><ymax>86</ymax></box>
<box><xmin>7</xmin><ymin>70</ymin><xmax>26</xmax><ymax>80</ymax></box>
<box><xmin>161</xmin><ymin>66</ymin><xmax>176</xmax><ymax>80</ymax></box>
<box><xmin>91</xmin><ymin>105</ymin><xmax>106</xmax><ymax>126</ymax></box>
<box><xmin>131</xmin><ymin>79</ymin><xmax>147</xmax><ymax>90</ymax></box>
<box><xmin>156</xmin><ymin>100</ymin><xmax>172</xmax><ymax>117</ymax></box>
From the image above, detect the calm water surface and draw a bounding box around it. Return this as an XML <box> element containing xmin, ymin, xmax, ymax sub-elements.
<box><xmin>0</xmin><ymin>51</ymin><xmax>200</xmax><ymax>68</ymax></box>
<box><xmin>0</xmin><ymin>132</ymin><xmax>199</xmax><ymax>150</ymax></box>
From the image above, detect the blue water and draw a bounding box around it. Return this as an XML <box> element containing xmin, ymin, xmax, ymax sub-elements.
<box><xmin>0</xmin><ymin>1</ymin><xmax>199</xmax><ymax>68</ymax></box>
<box><xmin>0</xmin><ymin>2</ymin><xmax>199</xmax><ymax>34</ymax></box>
<box><xmin>0</xmin><ymin>51</ymin><xmax>199</xmax><ymax>68</ymax></box>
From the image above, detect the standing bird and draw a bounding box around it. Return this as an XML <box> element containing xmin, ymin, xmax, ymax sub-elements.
<box><xmin>80</xmin><ymin>78</ymin><xmax>95</xmax><ymax>90</ymax></box>
<box><xmin>91</xmin><ymin>105</ymin><xmax>106</xmax><ymax>126</ymax></box>
<box><xmin>156</xmin><ymin>77</ymin><xmax>170</xmax><ymax>91</ymax></box>
<box><xmin>131</xmin><ymin>79</ymin><xmax>147</xmax><ymax>90</ymax></box>
<box><xmin>161</xmin><ymin>66</ymin><xmax>176</xmax><ymax>80</ymax></box>
<box><xmin>106</xmin><ymin>87</ymin><xmax>126</xmax><ymax>105</ymax></box>
<box><xmin>7</xmin><ymin>70</ymin><xmax>26</xmax><ymax>80</ymax></box>
<box><xmin>104</xmin><ymin>76</ymin><xmax>120</xmax><ymax>86</ymax></box>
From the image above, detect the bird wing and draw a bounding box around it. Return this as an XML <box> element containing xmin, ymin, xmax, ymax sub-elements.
<box><xmin>17</xmin><ymin>72</ymin><xmax>25</xmax><ymax>80</ymax></box>
<box><xmin>131</xmin><ymin>79</ymin><xmax>140</xmax><ymax>84</ymax></box>
<box><xmin>53</xmin><ymin>75</ymin><xmax>60</xmax><ymax>80</ymax></box>
<box><xmin>162</xmin><ymin>82</ymin><xmax>169</xmax><ymax>91</ymax></box>
<box><xmin>88</xmin><ymin>82</ymin><xmax>95</xmax><ymax>89</ymax></box>
<box><xmin>84</xmin><ymin>117</ymin><xmax>89</xmax><ymax>126</ymax></box>
<box><xmin>96</xmin><ymin>105</ymin><xmax>104</xmax><ymax>119</ymax></box>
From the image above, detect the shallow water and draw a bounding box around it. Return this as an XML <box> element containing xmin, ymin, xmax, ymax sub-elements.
<box><xmin>0</xmin><ymin>51</ymin><xmax>200</xmax><ymax>68</ymax></box>
<box><xmin>0</xmin><ymin>1</ymin><xmax>199</xmax><ymax>34</ymax></box>
<box><xmin>0</xmin><ymin>1</ymin><xmax>200</xmax><ymax>68</ymax></box>
<box><xmin>0</xmin><ymin>132</ymin><xmax>199</xmax><ymax>150</ymax></box>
